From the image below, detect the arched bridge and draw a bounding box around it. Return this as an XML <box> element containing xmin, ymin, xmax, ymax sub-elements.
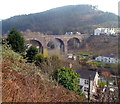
<box><xmin>22</xmin><ymin>31</ymin><xmax>89</xmax><ymax>54</ymax></box>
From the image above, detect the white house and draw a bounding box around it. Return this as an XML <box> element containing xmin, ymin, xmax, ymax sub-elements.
<box><xmin>95</xmin><ymin>54</ymin><xmax>119</xmax><ymax>63</ymax></box>
<box><xmin>67</xmin><ymin>54</ymin><xmax>77</xmax><ymax>60</ymax></box>
<box><xmin>65</xmin><ymin>32</ymin><xmax>73</xmax><ymax>35</ymax></box>
<box><xmin>67</xmin><ymin>54</ymin><xmax>73</xmax><ymax>59</ymax></box>
<box><xmin>94</xmin><ymin>28</ymin><xmax>119</xmax><ymax>36</ymax></box>
<box><xmin>65</xmin><ymin>32</ymin><xmax>81</xmax><ymax>35</ymax></box>
<box><xmin>76</xmin><ymin>69</ymin><xmax>99</xmax><ymax>96</ymax></box>
<box><xmin>94</xmin><ymin>28</ymin><xmax>102</xmax><ymax>35</ymax></box>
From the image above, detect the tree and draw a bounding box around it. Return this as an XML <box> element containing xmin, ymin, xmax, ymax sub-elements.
<box><xmin>7</xmin><ymin>28</ymin><xmax>25</xmax><ymax>53</ymax></box>
<box><xmin>53</xmin><ymin>67</ymin><xmax>81</xmax><ymax>94</ymax></box>
<box><xmin>26</xmin><ymin>46</ymin><xmax>38</xmax><ymax>62</ymax></box>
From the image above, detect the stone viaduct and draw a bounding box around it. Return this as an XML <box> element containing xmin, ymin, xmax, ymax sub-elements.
<box><xmin>22</xmin><ymin>31</ymin><xmax>89</xmax><ymax>54</ymax></box>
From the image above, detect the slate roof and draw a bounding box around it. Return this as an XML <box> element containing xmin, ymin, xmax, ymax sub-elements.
<box><xmin>76</xmin><ymin>69</ymin><xmax>97</xmax><ymax>80</ymax></box>
<box><xmin>99</xmin><ymin>54</ymin><xmax>118</xmax><ymax>58</ymax></box>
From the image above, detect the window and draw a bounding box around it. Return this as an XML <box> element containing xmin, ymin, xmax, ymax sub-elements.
<box><xmin>80</xmin><ymin>85</ymin><xmax>83</xmax><ymax>89</ymax></box>
<box><xmin>84</xmin><ymin>79</ymin><xmax>89</xmax><ymax>84</ymax></box>
<box><xmin>84</xmin><ymin>87</ymin><xmax>88</xmax><ymax>92</ymax></box>
<box><xmin>104</xmin><ymin>58</ymin><xmax>107</xmax><ymax>62</ymax></box>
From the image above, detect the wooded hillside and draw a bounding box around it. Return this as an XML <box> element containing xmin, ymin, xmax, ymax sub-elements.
<box><xmin>2</xmin><ymin>5</ymin><xmax>118</xmax><ymax>34</ymax></box>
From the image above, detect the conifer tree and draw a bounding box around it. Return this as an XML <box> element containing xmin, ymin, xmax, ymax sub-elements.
<box><xmin>7</xmin><ymin>28</ymin><xmax>25</xmax><ymax>53</ymax></box>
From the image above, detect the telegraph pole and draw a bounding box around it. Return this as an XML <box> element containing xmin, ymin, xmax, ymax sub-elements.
<box><xmin>88</xmin><ymin>75</ymin><xmax>91</xmax><ymax>102</ymax></box>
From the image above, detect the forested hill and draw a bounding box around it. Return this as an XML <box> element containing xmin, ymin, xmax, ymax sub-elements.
<box><xmin>2</xmin><ymin>5</ymin><xmax>118</xmax><ymax>35</ymax></box>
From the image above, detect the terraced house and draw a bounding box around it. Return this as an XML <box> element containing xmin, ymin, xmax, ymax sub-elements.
<box><xmin>95</xmin><ymin>54</ymin><xmax>120</xmax><ymax>63</ymax></box>
<box><xmin>76</xmin><ymin>69</ymin><xmax>99</xmax><ymax>97</ymax></box>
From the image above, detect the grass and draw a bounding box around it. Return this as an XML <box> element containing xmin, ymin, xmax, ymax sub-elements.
<box><xmin>79</xmin><ymin>58</ymin><xmax>88</xmax><ymax>61</ymax></box>
<box><xmin>88</xmin><ymin>61</ymin><xmax>103</xmax><ymax>66</ymax></box>
<box><xmin>88</xmin><ymin>61</ymin><xmax>118</xmax><ymax>68</ymax></box>
<box><xmin>71</xmin><ymin>50</ymin><xmax>93</xmax><ymax>56</ymax></box>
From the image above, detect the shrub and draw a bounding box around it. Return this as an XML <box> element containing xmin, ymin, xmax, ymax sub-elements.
<box><xmin>26</xmin><ymin>46</ymin><xmax>38</xmax><ymax>62</ymax></box>
<box><xmin>52</xmin><ymin>67</ymin><xmax>81</xmax><ymax>95</ymax></box>
<box><xmin>34</xmin><ymin>53</ymin><xmax>48</xmax><ymax>65</ymax></box>
<box><xmin>98</xmin><ymin>80</ymin><xmax>107</xmax><ymax>87</ymax></box>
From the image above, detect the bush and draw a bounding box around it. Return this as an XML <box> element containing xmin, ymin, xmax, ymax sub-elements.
<box><xmin>26</xmin><ymin>46</ymin><xmax>38</xmax><ymax>62</ymax></box>
<box><xmin>7</xmin><ymin>28</ymin><xmax>25</xmax><ymax>53</ymax></box>
<box><xmin>98</xmin><ymin>80</ymin><xmax>107</xmax><ymax>87</ymax></box>
<box><xmin>34</xmin><ymin>53</ymin><xmax>48</xmax><ymax>65</ymax></box>
<box><xmin>52</xmin><ymin>67</ymin><xmax>81</xmax><ymax>94</ymax></box>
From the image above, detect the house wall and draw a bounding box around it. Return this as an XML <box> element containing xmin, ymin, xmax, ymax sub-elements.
<box><xmin>92</xmin><ymin>72</ymin><xmax>99</xmax><ymax>93</ymax></box>
<box><xmin>94</xmin><ymin>29</ymin><xmax>101</xmax><ymax>35</ymax></box>
<box><xmin>95</xmin><ymin>56</ymin><xmax>118</xmax><ymax>63</ymax></box>
<box><xmin>78</xmin><ymin>72</ymin><xmax>99</xmax><ymax>95</ymax></box>
<box><xmin>78</xmin><ymin>78</ymin><xmax>93</xmax><ymax>95</ymax></box>
<box><xmin>94</xmin><ymin>28</ymin><xmax>118</xmax><ymax>36</ymax></box>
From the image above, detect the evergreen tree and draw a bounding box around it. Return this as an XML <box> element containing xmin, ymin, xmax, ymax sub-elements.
<box><xmin>26</xmin><ymin>46</ymin><xmax>38</xmax><ymax>62</ymax></box>
<box><xmin>7</xmin><ymin>28</ymin><xmax>25</xmax><ymax>53</ymax></box>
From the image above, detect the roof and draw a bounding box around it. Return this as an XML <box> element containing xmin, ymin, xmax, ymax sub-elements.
<box><xmin>99</xmin><ymin>54</ymin><xmax>118</xmax><ymax>58</ymax></box>
<box><xmin>76</xmin><ymin>69</ymin><xmax>97</xmax><ymax>80</ymax></box>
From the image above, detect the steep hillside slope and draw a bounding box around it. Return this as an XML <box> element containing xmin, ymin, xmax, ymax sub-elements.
<box><xmin>80</xmin><ymin>35</ymin><xmax>118</xmax><ymax>55</ymax></box>
<box><xmin>2</xmin><ymin>5</ymin><xmax>118</xmax><ymax>34</ymax></box>
<box><xmin>2</xmin><ymin>46</ymin><xmax>83</xmax><ymax>102</ymax></box>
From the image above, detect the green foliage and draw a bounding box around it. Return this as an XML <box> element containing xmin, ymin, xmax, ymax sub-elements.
<box><xmin>52</xmin><ymin>67</ymin><xmax>81</xmax><ymax>94</ymax></box>
<box><xmin>98</xmin><ymin>80</ymin><xmax>107</xmax><ymax>87</ymax></box>
<box><xmin>26</xmin><ymin>46</ymin><xmax>38</xmax><ymax>62</ymax></box>
<box><xmin>7</xmin><ymin>28</ymin><xmax>25</xmax><ymax>53</ymax></box>
<box><xmin>80</xmin><ymin>58</ymin><xmax>88</xmax><ymax>61</ymax></box>
<box><xmin>88</xmin><ymin>61</ymin><xmax>118</xmax><ymax>68</ymax></box>
<box><xmin>88</xmin><ymin>61</ymin><xmax>103</xmax><ymax>67</ymax></box>
<box><xmin>34</xmin><ymin>53</ymin><xmax>48</xmax><ymax>65</ymax></box>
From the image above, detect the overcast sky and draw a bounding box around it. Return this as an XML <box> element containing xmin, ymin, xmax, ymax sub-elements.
<box><xmin>0</xmin><ymin>0</ymin><xmax>119</xmax><ymax>20</ymax></box>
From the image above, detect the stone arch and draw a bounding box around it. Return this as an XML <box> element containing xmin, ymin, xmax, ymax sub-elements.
<box><xmin>47</xmin><ymin>38</ymin><xmax>65</xmax><ymax>53</ymax></box>
<box><xmin>67</xmin><ymin>37</ymin><xmax>81</xmax><ymax>51</ymax></box>
<box><xmin>28</xmin><ymin>39</ymin><xmax>43</xmax><ymax>53</ymax></box>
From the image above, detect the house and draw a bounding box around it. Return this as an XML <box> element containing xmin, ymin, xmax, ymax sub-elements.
<box><xmin>76</xmin><ymin>69</ymin><xmax>99</xmax><ymax>96</ymax></box>
<box><xmin>65</xmin><ymin>32</ymin><xmax>73</xmax><ymax>35</ymax></box>
<box><xmin>65</xmin><ymin>32</ymin><xmax>81</xmax><ymax>35</ymax></box>
<box><xmin>95</xmin><ymin>54</ymin><xmax>119</xmax><ymax>63</ymax></box>
<box><xmin>94</xmin><ymin>28</ymin><xmax>119</xmax><ymax>36</ymax></box>
<box><xmin>94</xmin><ymin>28</ymin><xmax>102</xmax><ymax>35</ymax></box>
<box><xmin>67</xmin><ymin>54</ymin><xmax>77</xmax><ymax>60</ymax></box>
<box><xmin>67</xmin><ymin>54</ymin><xmax>73</xmax><ymax>59</ymax></box>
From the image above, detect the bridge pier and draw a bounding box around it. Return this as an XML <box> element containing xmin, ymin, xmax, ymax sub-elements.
<box><xmin>64</xmin><ymin>41</ymin><xmax>68</xmax><ymax>54</ymax></box>
<box><xmin>42</xmin><ymin>42</ymin><xmax>48</xmax><ymax>56</ymax></box>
